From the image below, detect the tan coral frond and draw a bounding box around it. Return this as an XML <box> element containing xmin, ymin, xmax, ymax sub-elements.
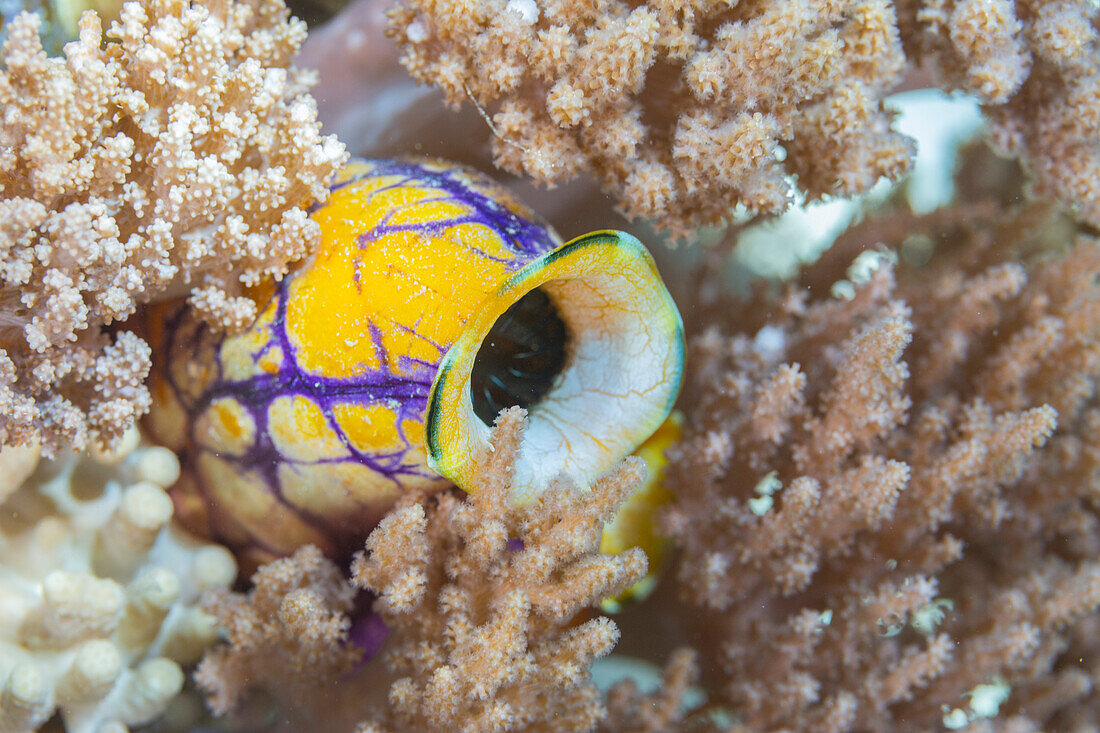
<box><xmin>0</xmin><ymin>0</ymin><xmax>347</xmax><ymax>455</ymax></box>
<box><xmin>352</xmin><ymin>407</ymin><xmax>647</xmax><ymax>732</ymax></box>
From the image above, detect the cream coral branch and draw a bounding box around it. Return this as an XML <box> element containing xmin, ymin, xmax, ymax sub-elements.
<box><xmin>0</xmin><ymin>428</ymin><xmax>237</xmax><ymax>733</ymax></box>
<box><xmin>0</xmin><ymin>0</ymin><xmax>347</xmax><ymax>456</ymax></box>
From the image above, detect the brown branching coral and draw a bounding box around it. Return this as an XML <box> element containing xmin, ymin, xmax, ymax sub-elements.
<box><xmin>661</xmin><ymin>196</ymin><xmax>1100</xmax><ymax>729</ymax></box>
<box><xmin>192</xmin><ymin>408</ymin><xmax>648</xmax><ymax>731</ymax></box>
<box><xmin>352</xmin><ymin>406</ymin><xmax>649</xmax><ymax>732</ymax></box>
<box><xmin>897</xmin><ymin>0</ymin><xmax>1100</xmax><ymax>228</ymax></box>
<box><xmin>194</xmin><ymin>544</ymin><xmax>361</xmax><ymax>716</ymax></box>
<box><xmin>0</xmin><ymin>0</ymin><xmax>346</xmax><ymax>455</ymax></box>
<box><xmin>597</xmin><ymin>649</ymin><xmax>700</xmax><ymax>733</ymax></box>
<box><xmin>389</xmin><ymin>0</ymin><xmax>1100</xmax><ymax>238</ymax></box>
<box><xmin>387</xmin><ymin>0</ymin><xmax>916</xmax><ymax>237</ymax></box>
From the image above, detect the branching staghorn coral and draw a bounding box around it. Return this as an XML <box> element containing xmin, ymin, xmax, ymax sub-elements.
<box><xmin>660</xmin><ymin>193</ymin><xmax>1100</xmax><ymax>729</ymax></box>
<box><xmin>0</xmin><ymin>0</ymin><xmax>346</xmax><ymax>456</ymax></box>
<box><xmin>387</xmin><ymin>0</ymin><xmax>916</xmax><ymax>237</ymax></box>
<box><xmin>0</xmin><ymin>429</ymin><xmax>238</xmax><ymax>733</ymax></box>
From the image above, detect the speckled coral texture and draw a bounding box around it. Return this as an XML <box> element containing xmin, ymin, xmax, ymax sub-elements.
<box><xmin>0</xmin><ymin>0</ymin><xmax>346</xmax><ymax>456</ymax></box>
<box><xmin>389</xmin><ymin>0</ymin><xmax>1100</xmax><ymax>240</ymax></box>
<box><xmin>192</xmin><ymin>408</ymin><xmax>649</xmax><ymax>732</ymax></box>
<box><xmin>388</xmin><ymin>0</ymin><xmax>917</xmax><ymax>236</ymax></box>
<box><xmin>656</xmin><ymin>190</ymin><xmax>1100</xmax><ymax>730</ymax></box>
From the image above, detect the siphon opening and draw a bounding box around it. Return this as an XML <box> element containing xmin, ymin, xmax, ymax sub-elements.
<box><xmin>470</xmin><ymin>287</ymin><xmax>568</xmax><ymax>426</ymax></box>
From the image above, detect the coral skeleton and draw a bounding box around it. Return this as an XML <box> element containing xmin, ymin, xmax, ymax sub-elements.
<box><xmin>0</xmin><ymin>0</ymin><xmax>346</xmax><ymax>456</ymax></box>
<box><xmin>0</xmin><ymin>428</ymin><xmax>237</xmax><ymax>732</ymax></box>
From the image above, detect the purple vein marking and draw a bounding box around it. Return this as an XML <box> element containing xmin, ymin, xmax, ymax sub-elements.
<box><xmin>168</xmin><ymin>275</ymin><xmax>439</xmax><ymax>547</ymax></box>
<box><xmin>333</xmin><ymin>159</ymin><xmax>558</xmax><ymax>262</ymax></box>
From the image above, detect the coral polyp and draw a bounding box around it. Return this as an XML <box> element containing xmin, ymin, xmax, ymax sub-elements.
<box><xmin>146</xmin><ymin>158</ymin><xmax>684</xmax><ymax>564</ymax></box>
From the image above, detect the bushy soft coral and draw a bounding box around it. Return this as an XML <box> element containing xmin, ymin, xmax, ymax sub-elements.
<box><xmin>659</xmin><ymin>186</ymin><xmax>1100</xmax><ymax>729</ymax></box>
<box><xmin>898</xmin><ymin>0</ymin><xmax>1100</xmax><ymax>227</ymax></box>
<box><xmin>191</xmin><ymin>408</ymin><xmax>648</xmax><ymax>732</ymax></box>
<box><xmin>389</xmin><ymin>0</ymin><xmax>1100</xmax><ymax>238</ymax></box>
<box><xmin>387</xmin><ymin>0</ymin><xmax>916</xmax><ymax>236</ymax></box>
<box><xmin>0</xmin><ymin>0</ymin><xmax>346</xmax><ymax>456</ymax></box>
<box><xmin>195</xmin><ymin>544</ymin><xmax>361</xmax><ymax>717</ymax></box>
<box><xmin>353</xmin><ymin>407</ymin><xmax>648</xmax><ymax>732</ymax></box>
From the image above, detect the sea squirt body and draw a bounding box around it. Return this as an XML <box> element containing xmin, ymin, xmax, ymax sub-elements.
<box><xmin>146</xmin><ymin>158</ymin><xmax>684</xmax><ymax>567</ymax></box>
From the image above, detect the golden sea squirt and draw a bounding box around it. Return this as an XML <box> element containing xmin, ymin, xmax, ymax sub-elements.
<box><xmin>599</xmin><ymin>411</ymin><xmax>682</xmax><ymax>610</ymax></box>
<box><xmin>145</xmin><ymin>158</ymin><xmax>685</xmax><ymax>567</ymax></box>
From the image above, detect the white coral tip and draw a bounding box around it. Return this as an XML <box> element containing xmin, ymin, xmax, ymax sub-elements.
<box><xmin>25</xmin><ymin>571</ymin><xmax>125</xmax><ymax>648</ymax></box>
<box><xmin>160</xmin><ymin>608</ymin><xmax>219</xmax><ymax>665</ymax></box>
<box><xmin>117</xmin><ymin>658</ymin><xmax>183</xmax><ymax>727</ymax></box>
<box><xmin>0</xmin><ymin>663</ymin><xmax>52</xmax><ymax>732</ymax></box>
<box><xmin>118</xmin><ymin>568</ymin><xmax>180</xmax><ymax>652</ymax></box>
<box><xmin>96</xmin><ymin>483</ymin><xmax>174</xmax><ymax>575</ymax></box>
<box><xmin>132</xmin><ymin>447</ymin><xmax>181</xmax><ymax>488</ymax></box>
<box><xmin>57</xmin><ymin>640</ymin><xmax>123</xmax><ymax>704</ymax></box>
<box><xmin>118</xmin><ymin>482</ymin><xmax>174</xmax><ymax>533</ymax></box>
<box><xmin>191</xmin><ymin>545</ymin><xmax>238</xmax><ymax>593</ymax></box>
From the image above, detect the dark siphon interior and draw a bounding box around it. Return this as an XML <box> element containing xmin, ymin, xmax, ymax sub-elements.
<box><xmin>470</xmin><ymin>287</ymin><xmax>569</xmax><ymax>426</ymax></box>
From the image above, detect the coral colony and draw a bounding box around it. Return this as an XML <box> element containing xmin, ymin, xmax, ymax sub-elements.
<box><xmin>0</xmin><ymin>0</ymin><xmax>1098</xmax><ymax>732</ymax></box>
